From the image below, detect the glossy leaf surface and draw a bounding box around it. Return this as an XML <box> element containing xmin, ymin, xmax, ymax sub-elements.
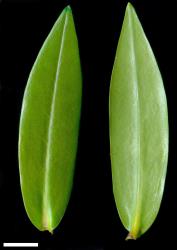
<box><xmin>109</xmin><ymin>3</ymin><xmax>168</xmax><ymax>239</ymax></box>
<box><xmin>18</xmin><ymin>6</ymin><xmax>82</xmax><ymax>232</ymax></box>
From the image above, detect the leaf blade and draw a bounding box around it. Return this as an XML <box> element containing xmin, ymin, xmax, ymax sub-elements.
<box><xmin>18</xmin><ymin>6</ymin><xmax>82</xmax><ymax>232</ymax></box>
<box><xmin>109</xmin><ymin>3</ymin><xmax>168</xmax><ymax>238</ymax></box>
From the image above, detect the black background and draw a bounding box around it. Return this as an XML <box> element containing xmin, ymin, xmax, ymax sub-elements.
<box><xmin>0</xmin><ymin>0</ymin><xmax>177</xmax><ymax>249</ymax></box>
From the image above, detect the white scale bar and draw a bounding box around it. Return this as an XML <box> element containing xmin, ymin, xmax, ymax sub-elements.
<box><xmin>3</xmin><ymin>243</ymin><xmax>38</xmax><ymax>247</ymax></box>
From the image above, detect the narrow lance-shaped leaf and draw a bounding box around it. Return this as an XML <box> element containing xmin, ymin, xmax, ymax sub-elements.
<box><xmin>18</xmin><ymin>6</ymin><xmax>82</xmax><ymax>232</ymax></box>
<box><xmin>109</xmin><ymin>3</ymin><xmax>168</xmax><ymax>239</ymax></box>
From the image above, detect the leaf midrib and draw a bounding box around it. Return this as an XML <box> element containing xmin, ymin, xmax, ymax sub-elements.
<box><xmin>42</xmin><ymin>11</ymin><xmax>68</xmax><ymax>231</ymax></box>
<box><xmin>129</xmin><ymin>8</ymin><xmax>142</xmax><ymax>235</ymax></box>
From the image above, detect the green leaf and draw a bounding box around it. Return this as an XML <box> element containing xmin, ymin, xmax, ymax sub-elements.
<box><xmin>18</xmin><ymin>6</ymin><xmax>82</xmax><ymax>233</ymax></box>
<box><xmin>109</xmin><ymin>3</ymin><xmax>168</xmax><ymax>239</ymax></box>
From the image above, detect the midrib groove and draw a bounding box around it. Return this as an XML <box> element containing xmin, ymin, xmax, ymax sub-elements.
<box><xmin>42</xmin><ymin>12</ymin><xmax>68</xmax><ymax>231</ymax></box>
<box><xmin>129</xmin><ymin>11</ymin><xmax>142</xmax><ymax>236</ymax></box>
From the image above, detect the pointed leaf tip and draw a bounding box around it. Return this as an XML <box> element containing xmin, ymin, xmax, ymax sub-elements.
<box><xmin>65</xmin><ymin>5</ymin><xmax>72</xmax><ymax>12</ymax></box>
<box><xmin>126</xmin><ymin>2</ymin><xmax>136</xmax><ymax>17</ymax></box>
<box><xmin>127</xmin><ymin>2</ymin><xmax>134</xmax><ymax>10</ymax></box>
